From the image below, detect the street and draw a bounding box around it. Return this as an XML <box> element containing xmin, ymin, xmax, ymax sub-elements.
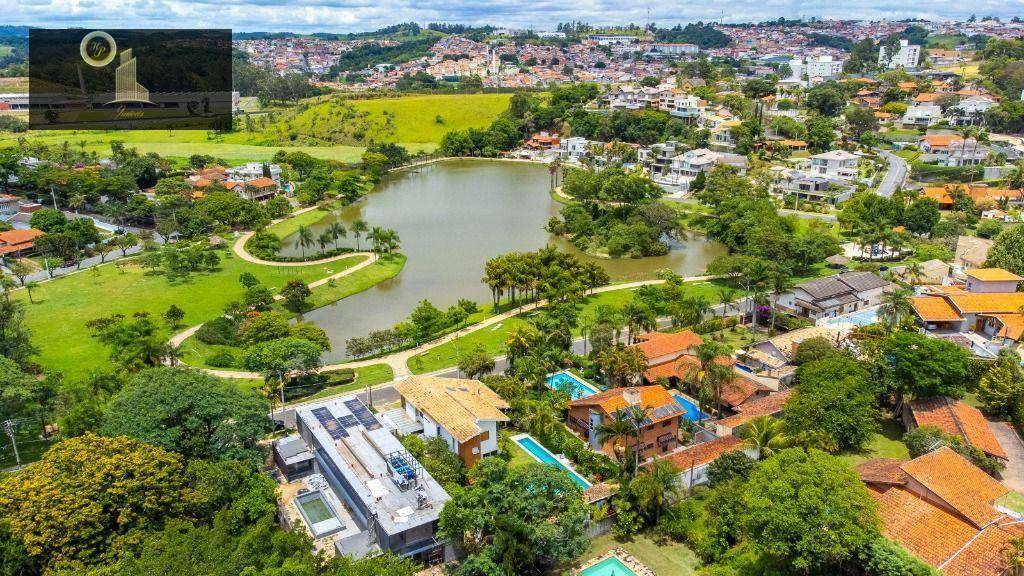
<box><xmin>874</xmin><ymin>149</ymin><xmax>909</xmax><ymax>198</ymax></box>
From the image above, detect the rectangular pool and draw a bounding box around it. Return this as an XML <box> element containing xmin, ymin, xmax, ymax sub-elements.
<box><xmin>295</xmin><ymin>491</ymin><xmax>344</xmax><ymax>538</ymax></box>
<box><xmin>511</xmin><ymin>433</ymin><xmax>591</xmax><ymax>488</ymax></box>
<box><xmin>546</xmin><ymin>370</ymin><xmax>600</xmax><ymax>400</ymax></box>
<box><xmin>672</xmin><ymin>391</ymin><xmax>711</xmax><ymax>422</ymax></box>
<box><xmin>819</xmin><ymin>306</ymin><xmax>881</xmax><ymax>328</ymax></box>
<box><xmin>581</xmin><ymin>556</ymin><xmax>638</xmax><ymax>576</ymax></box>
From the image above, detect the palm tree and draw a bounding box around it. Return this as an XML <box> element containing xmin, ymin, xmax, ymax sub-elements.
<box><xmin>904</xmin><ymin>260</ymin><xmax>924</xmax><ymax>286</ymax></box>
<box><xmin>623</xmin><ymin>301</ymin><xmax>656</xmax><ymax>344</ymax></box>
<box><xmin>741</xmin><ymin>415</ymin><xmax>790</xmax><ymax>460</ymax></box>
<box><xmin>327</xmin><ymin>221</ymin><xmax>347</xmax><ymax>250</ymax></box>
<box><xmin>596</xmin><ymin>411</ymin><xmax>634</xmax><ymax>470</ymax></box>
<box><xmin>716</xmin><ymin>287</ymin><xmax>739</xmax><ymax>320</ymax></box>
<box><xmin>631</xmin><ymin>458</ymin><xmax>682</xmax><ymax>521</ymax></box>
<box><xmin>296</xmin><ymin>225</ymin><xmax>314</xmax><ymax>259</ymax></box>
<box><xmin>367</xmin><ymin>227</ymin><xmax>384</xmax><ymax>254</ymax></box>
<box><xmin>768</xmin><ymin>269</ymin><xmax>793</xmax><ymax>336</ymax></box>
<box><xmin>879</xmin><ymin>288</ymin><xmax>913</xmax><ymax>333</ymax></box>
<box><xmin>625</xmin><ymin>405</ymin><xmax>651</xmax><ymax>474</ymax></box>
<box><xmin>316</xmin><ymin>231</ymin><xmax>332</xmax><ymax>255</ymax></box>
<box><xmin>24</xmin><ymin>281</ymin><xmax>38</xmax><ymax>304</ymax></box>
<box><xmin>504</xmin><ymin>324</ymin><xmax>538</xmax><ymax>369</ymax></box>
<box><xmin>351</xmin><ymin>219</ymin><xmax>369</xmax><ymax>251</ymax></box>
<box><xmin>690</xmin><ymin>341</ymin><xmax>732</xmax><ymax>418</ymax></box>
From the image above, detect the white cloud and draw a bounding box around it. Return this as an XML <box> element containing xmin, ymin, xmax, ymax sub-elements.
<box><xmin>7</xmin><ymin>0</ymin><xmax>1024</xmax><ymax>32</ymax></box>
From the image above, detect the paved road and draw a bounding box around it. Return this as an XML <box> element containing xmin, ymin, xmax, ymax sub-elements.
<box><xmin>875</xmin><ymin>149</ymin><xmax>909</xmax><ymax>198</ymax></box>
<box><xmin>989</xmin><ymin>419</ymin><xmax>1024</xmax><ymax>492</ymax></box>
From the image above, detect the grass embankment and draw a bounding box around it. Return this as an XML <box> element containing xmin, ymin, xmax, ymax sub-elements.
<box><xmin>349</xmin><ymin>93</ymin><xmax>512</xmax><ymax>143</ymax></box>
<box><xmin>17</xmin><ymin>250</ymin><xmax>402</xmax><ymax>381</ymax></box>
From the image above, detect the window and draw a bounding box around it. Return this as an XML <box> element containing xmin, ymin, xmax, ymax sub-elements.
<box><xmin>662</xmin><ymin>420</ymin><xmax>672</xmax><ymax>428</ymax></box>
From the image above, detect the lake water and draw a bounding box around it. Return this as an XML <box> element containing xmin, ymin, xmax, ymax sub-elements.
<box><xmin>281</xmin><ymin>159</ymin><xmax>726</xmax><ymax>360</ymax></box>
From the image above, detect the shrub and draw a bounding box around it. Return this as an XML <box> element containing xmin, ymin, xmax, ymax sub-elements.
<box><xmin>195</xmin><ymin>316</ymin><xmax>238</xmax><ymax>346</ymax></box>
<box><xmin>205</xmin><ymin>352</ymin><xmax>236</xmax><ymax>368</ymax></box>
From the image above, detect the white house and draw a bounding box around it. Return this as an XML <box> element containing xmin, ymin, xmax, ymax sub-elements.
<box><xmin>878</xmin><ymin>39</ymin><xmax>921</xmax><ymax>69</ymax></box>
<box><xmin>658</xmin><ymin>435</ymin><xmax>759</xmax><ymax>488</ymax></box>
<box><xmin>902</xmin><ymin>105</ymin><xmax>942</xmax><ymax>127</ymax></box>
<box><xmin>228</xmin><ymin>162</ymin><xmax>283</xmax><ymax>183</ymax></box>
<box><xmin>559</xmin><ymin>137</ymin><xmax>590</xmax><ymax>161</ymax></box>
<box><xmin>809</xmin><ymin>150</ymin><xmax>860</xmax><ymax>179</ymax></box>
<box><xmin>778</xmin><ymin>271</ymin><xmax>891</xmax><ymax>320</ymax></box>
<box><xmin>391</xmin><ymin>376</ymin><xmax>509</xmax><ymax>467</ymax></box>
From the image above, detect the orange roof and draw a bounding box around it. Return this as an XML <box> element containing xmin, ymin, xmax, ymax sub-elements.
<box><xmin>947</xmin><ymin>292</ymin><xmax>1024</xmax><ymax>314</ymax></box>
<box><xmin>921</xmin><ymin>186</ymin><xmax>954</xmax><ymax>205</ymax></box>
<box><xmin>900</xmin><ymin>447</ymin><xmax>1009</xmax><ymax>528</ymax></box>
<box><xmin>191</xmin><ymin>177</ymin><xmax>213</xmax><ymax>188</ymax></box>
<box><xmin>632</xmin><ymin>330</ymin><xmax>703</xmax><ymax>360</ymax></box>
<box><xmin>911</xmin><ymin>296</ymin><xmax>963</xmax><ymax>322</ymax></box>
<box><xmin>986</xmin><ymin>314</ymin><xmax>1024</xmax><ymax>341</ymax></box>
<box><xmin>943</xmin><ymin>521</ymin><xmax>1024</xmax><ymax>576</ymax></box>
<box><xmin>909</xmin><ymin>397</ymin><xmax>1007</xmax><ymax>460</ymax></box>
<box><xmin>776</xmin><ymin>139</ymin><xmax>807</xmax><ymax>147</ymax></box>
<box><xmin>855</xmin><ymin>458</ymin><xmax>909</xmax><ymax>486</ymax></box>
<box><xmin>658</xmin><ymin>434</ymin><xmax>744</xmax><ymax>470</ymax></box>
<box><xmin>914</xmin><ymin>92</ymin><xmax>941</xmax><ymax>102</ymax></box>
<box><xmin>966</xmin><ymin>268</ymin><xmax>1024</xmax><ymax>282</ymax></box>
<box><xmin>720</xmin><ymin>376</ymin><xmax>763</xmax><ymax>408</ymax></box>
<box><xmin>0</xmin><ymin>228</ymin><xmax>43</xmax><ymax>246</ymax></box>
<box><xmin>246</xmin><ymin>177</ymin><xmax>278</xmax><ymax>188</ymax></box>
<box><xmin>874</xmin><ymin>111</ymin><xmax>893</xmax><ymax>119</ymax></box>
<box><xmin>873</xmin><ymin>485</ymin><xmax>978</xmax><ymax>567</ymax></box>
<box><xmin>919</xmin><ymin>134</ymin><xmax>963</xmax><ymax>148</ymax></box>
<box><xmin>898</xmin><ymin>81</ymin><xmax>919</xmax><ymax>90</ymax></box>
<box><xmin>568</xmin><ymin>385</ymin><xmax>678</xmax><ymax>419</ymax></box>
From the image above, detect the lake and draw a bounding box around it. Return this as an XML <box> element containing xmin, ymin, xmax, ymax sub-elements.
<box><xmin>281</xmin><ymin>159</ymin><xmax>726</xmax><ymax>361</ymax></box>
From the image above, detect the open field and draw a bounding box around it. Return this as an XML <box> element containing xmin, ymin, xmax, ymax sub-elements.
<box><xmin>838</xmin><ymin>418</ymin><xmax>910</xmax><ymax>467</ymax></box>
<box><xmin>14</xmin><ymin>249</ymin><xmax>403</xmax><ymax>380</ymax></box>
<box><xmin>0</xmin><ymin>77</ymin><xmax>29</xmax><ymax>93</ymax></box>
<box><xmin>938</xmin><ymin>63</ymin><xmax>981</xmax><ymax>78</ymax></box>
<box><xmin>348</xmin><ymin>93</ymin><xmax>512</xmax><ymax>143</ymax></box>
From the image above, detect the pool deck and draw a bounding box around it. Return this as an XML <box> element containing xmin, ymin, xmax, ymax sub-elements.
<box><xmin>579</xmin><ymin>549</ymin><xmax>654</xmax><ymax>576</ymax></box>
<box><xmin>546</xmin><ymin>369</ymin><xmax>601</xmax><ymax>399</ymax></box>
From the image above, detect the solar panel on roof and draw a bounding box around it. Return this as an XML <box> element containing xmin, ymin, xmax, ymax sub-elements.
<box><xmin>338</xmin><ymin>414</ymin><xmax>359</xmax><ymax>428</ymax></box>
<box><xmin>311</xmin><ymin>406</ymin><xmax>348</xmax><ymax>439</ymax></box>
<box><xmin>344</xmin><ymin>398</ymin><xmax>382</xmax><ymax>430</ymax></box>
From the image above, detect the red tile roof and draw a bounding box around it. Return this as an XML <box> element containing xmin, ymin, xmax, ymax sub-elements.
<box><xmin>900</xmin><ymin>447</ymin><xmax>1009</xmax><ymax>528</ymax></box>
<box><xmin>716</xmin><ymin>390</ymin><xmax>793</xmax><ymax>430</ymax></box>
<box><xmin>0</xmin><ymin>228</ymin><xmax>43</xmax><ymax>246</ymax></box>
<box><xmin>632</xmin><ymin>330</ymin><xmax>703</xmax><ymax>360</ymax></box>
<box><xmin>658</xmin><ymin>435</ymin><xmax>744</xmax><ymax>471</ymax></box>
<box><xmin>568</xmin><ymin>385</ymin><xmax>679</xmax><ymax>422</ymax></box>
<box><xmin>910</xmin><ymin>397</ymin><xmax>1007</xmax><ymax>460</ymax></box>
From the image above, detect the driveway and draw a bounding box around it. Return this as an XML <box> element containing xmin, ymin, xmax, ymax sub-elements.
<box><xmin>988</xmin><ymin>419</ymin><xmax>1024</xmax><ymax>491</ymax></box>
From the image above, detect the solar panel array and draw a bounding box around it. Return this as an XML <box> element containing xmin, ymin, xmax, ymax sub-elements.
<box><xmin>650</xmin><ymin>404</ymin><xmax>684</xmax><ymax>421</ymax></box>
<box><xmin>344</xmin><ymin>399</ymin><xmax>382</xmax><ymax>430</ymax></box>
<box><xmin>312</xmin><ymin>406</ymin><xmax>349</xmax><ymax>439</ymax></box>
<box><xmin>338</xmin><ymin>414</ymin><xmax>359</xmax><ymax>428</ymax></box>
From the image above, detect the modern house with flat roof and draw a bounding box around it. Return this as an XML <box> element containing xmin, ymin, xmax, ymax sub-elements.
<box><xmin>281</xmin><ymin>396</ymin><xmax>451</xmax><ymax>563</ymax></box>
<box><xmin>390</xmin><ymin>376</ymin><xmax>509</xmax><ymax>467</ymax></box>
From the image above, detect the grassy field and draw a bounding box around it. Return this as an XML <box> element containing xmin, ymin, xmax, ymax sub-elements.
<box><xmin>938</xmin><ymin>63</ymin><xmax>981</xmax><ymax>79</ymax></box>
<box><xmin>838</xmin><ymin>418</ymin><xmax>910</xmax><ymax>467</ymax></box>
<box><xmin>348</xmin><ymin>93</ymin><xmax>512</xmax><ymax>143</ymax></box>
<box><xmin>584</xmin><ymin>533</ymin><xmax>700</xmax><ymax>575</ymax></box>
<box><xmin>15</xmin><ymin>249</ymin><xmax>402</xmax><ymax>380</ymax></box>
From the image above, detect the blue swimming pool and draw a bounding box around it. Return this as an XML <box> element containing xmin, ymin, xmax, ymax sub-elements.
<box><xmin>820</xmin><ymin>306</ymin><xmax>881</xmax><ymax>328</ymax></box>
<box><xmin>546</xmin><ymin>370</ymin><xmax>600</xmax><ymax>400</ymax></box>
<box><xmin>511</xmin><ymin>433</ymin><xmax>591</xmax><ymax>488</ymax></box>
<box><xmin>672</xmin><ymin>392</ymin><xmax>711</xmax><ymax>422</ymax></box>
<box><xmin>581</xmin><ymin>556</ymin><xmax>638</xmax><ymax>576</ymax></box>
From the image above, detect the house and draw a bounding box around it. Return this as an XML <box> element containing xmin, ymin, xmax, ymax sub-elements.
<box><xmin>391</xmin><ymin>376</ymin><xmax>509</xmax><ymax>467</ymax></box>
<box><xmin>857</xmin><ymin>447</ymin><xmax>1024</xmax><ymax>576</ymax></box>
<box><xmin>714</xmin><ymin>389</ymin><xmax>793</xmax><ymax>436</ymax></box>
<box><xmin>777</xmin><ymin>271</ymin><xmax>891</xmax><ymax>320</ymax></box>
<box><xmin>0</xmin><ymin>228</ymin><xmax>44</xmax><ymax>257</ymax></box>
<box><xmin>657</xmin><ymin>434</ymin><xmax>757</xmax><ymax>487</ymax></box>
<box><xmin>240</xmin><ymin>177</ymin><xmax>279</xmax><ymax>202</ymax></box>
<box><xmin>910</xmin><ymin>270</ymin><xmax>1024</xmax><ymax>351</ymax></box>
<box><xmin>566</xmin><ymin>386</ymin><xmax>686</xmax><ymax>460</ymax></box>
<box><xmin>918</xmin><ymin>134</ymin><xmax>964</xmax><ymax>155</ymax></box>
<box><xmin>279</xmin><ymin>396</ymin><xmax>450</xmax><ymax>562</ymax></box>
<box><xmin>878</xmin><ymin>39</ymin><xmax>921</xmax><ymax>69</ymax></box>
<box><xmin>902</xmin><ymin>396</ymin><xmax>1007</xmax><ymax>461</ymax></box>
<box><xmin>559</xmin><ymin>137</ymin><xmax>590</xmax><ymax>161</ymax></box>
<box><xmin>955</xmin><ymin>235</ymin><xmax>993</xmax><ymax>269</ymax></box>
<box><xmin>524</xmin><ymin>132</ymin><xmax>560</xmax><ymax>150</ymax></box>
<box><xmin>809</xmin><ymin>150</ymin><xmax>859</xmax><ymax>179</ymax></box>
<box><xmin>901</xmin><ymin>105</ymin><xmax>942</xmax><ymax>127</ymax></box>
<box><xmin>0</xmin><ymin>194</ymin><xmax>20</xmax><ymax>217</ymax></box>
<box><xmin>893</xmin><ymin>258</ymin><xmax>950</xmax><ymax>285</ymax></box>
<box><xmin>632</xmin><ymin>330</ymin><xmax>703</xmax><ymax>368</ymax></box>
<box><xmin>228</xmin><ymin>162</ymin><xmax>282</xmax><ymax>183</ymax></box>
<box><xmin>739</xmin><ymin>326</ymin><xmax>841</xmax><ymax>372</ymax></box>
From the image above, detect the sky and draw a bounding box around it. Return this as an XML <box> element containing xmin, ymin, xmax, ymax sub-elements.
<box><xmin>8</xmin><ymin>0</ymin><xmax>1024</xmax><ymax>33</ymax></box>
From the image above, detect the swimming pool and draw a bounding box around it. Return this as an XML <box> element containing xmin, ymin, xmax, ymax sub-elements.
<box><xmin>546</xmin><ymin>370</ymin><xmax>600</xmax><ymax>400</ymax></box>
<box><xmin>672</xmin><ymin>391</ymin><xmax>711</xmax><ymax>422</ymax></box>
<box><xmin>819</xmin><ymin>306</ymin><xmax>881</xmax><ymax>328</ymax></box>
<box><xmin>511</xmin><ymin>433</ymin><xmax>591</xmax><ymax>488</ymax></box>
<box><xmin>581</xmin><ymin>556</ymin><xmax>638</xmax><ymax>576</ymax></box>
<box><xmin>295</xmin><ymin>491</ymin><xmax>344</xmax><ymax>538</ymax></box>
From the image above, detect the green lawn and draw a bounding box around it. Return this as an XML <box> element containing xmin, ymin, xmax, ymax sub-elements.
<box><xmin>15</xmin><ymin>249</ymin><xmax>400</xmax><ymax>380</ymax></box>
<box><xmin>264</xmin><ymin>207</ymin><xmax>335</xmax><ymax>239</ymax></box>
<box><xmin>290</xmin><ymin>364</ymin><xmax>395</xmax><ymax>403</ymax></box>
<box><xmin>348</xmin><ymin>93</ymin><xmax>513</xmax><ymax>143</ymax></box>
<box><xmin>584</xmin><ymin>532</ymin><xmax>700</xmax><ymax>576</ymax></box>
<box><xmin>838</xmin><ymin>418</ymin><xmax>910</xmax><ymax>467</ymax></box>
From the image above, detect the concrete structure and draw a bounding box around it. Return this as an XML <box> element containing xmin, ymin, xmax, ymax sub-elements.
<box><xmin>878</xmin><ymin>39</ymin><xmax>921</xmax><ymax>69</ymax></box>
<box><xmin>809</xmin><ymin>150</ymin><xmax>860</xmax><ymax>179</ymax></box>
<box><xmin>283</xmin><ymin>396</ymin><xmax>451</xmax><ymax>563</ymax></box>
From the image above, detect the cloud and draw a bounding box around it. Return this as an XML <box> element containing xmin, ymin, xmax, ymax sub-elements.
<box><xmin>7</xmin><ymin>0</ymin><xmax>1023</xmax><ymax>32</ymax></box>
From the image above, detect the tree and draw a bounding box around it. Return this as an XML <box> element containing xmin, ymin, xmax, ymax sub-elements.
<box><xmin>163</xmin><ymin>304</ymin><xmax>185</xmax><ymax>329</ymax></box>
<box><xmin>985</xmin><ymin>226</ymin><xmax>1024</xmax><ymax>275</ymax></box>
<box><xmin>0</xmin><ymin>433</ymin><xmax>190</xmax><ymax>566</ymax></box>
<box><xmin>879</xmin><ymin>331</ymin><xmax>973</xmax><ymax>399</ymax></box>
<box><xmin>807</xmin><ymin>83</ymin><xmax>847</xmax><ymax>117</ymax></box>
<box><xmin>630</xmin><ymin>459</ymin><xmax>681</xmax><ymax>523</ymax></box>
<box><xmin>845</xmin><ymin>105</ymin><xmax>879</xmax><ymax>137</ymax></box>
<box><xmin>352</xmin><ymin>218</ymin><xmax>369</xmax><ymax>251</ymax></box>
<box><xmin>102</xmin><ymin>367</ymin><xmax>270</xmax><ymax>462</ymax></box>
<box><xmin>0</xmin><ymin>298</ymin><xmax>36</xmax><ymax>366</ymax></box>
<box><xmin>409</xmin><ymin>299</ymin><xmax>445</xmax><ymax>341</ymax></box>
<box><xmin>327</xmin><ymin>221</ymin><xmax>347</xmax><ymax>250</ymax></box>
<box><xmin>785</xmin><ymin>354</ymin><xmax>880</xmax><ymax>451</ymax></box>
<box><xmin>279</xmin><ymin>279</ymin><xmax>312</xmax><ymax>312</ymax></box>
<box><xmin>977</xmin><ymin>352</ymin><xmax>1024</xmax><ymax>417</ymax></box>
<box><xmin>28</xmin><ymin>208</ymin><xmax>66</xmax><ymax>233</ymax></box>
<box><xmin>879</xmin><ymin>288</ymin><xmax>912</xmax><ymax>333</ymax></box>
<box><xmin>438</xmin><ymin>458</ymin><xmax>588</xmax><ymax>575</ymax></box>
<box><xmin>243</xmin><ymin>337</ymin><xmax>324</xmax><ymax>406</ymax></box>
<box><xmin>458</xmin><ymin>346</ymin><xmax>496</xmax><ymax>379</ymax></box>
<box><xmin>706</xmin><ymin>450</ymin><xmax>756</xmax><ymax>485</ymax></box>
<box><xmin>743</xmin><ymin>448</ymin><xmax>881</xmax><ymax>573</ymax></box>
<box><xmin>904</xmin><ymin>198</ymin><xmax>941</xmax><ymax>236</ymax></box>
<box><xmin>741</xmin><ymin>415</ymin><xmax>791</xmax><ymax>459</ymax></box>
<box><xmin>792</xmin><ymin>336</ymin><xmax>837</xmax><ymax>365</ymax></box>
<box><xmin>295</xmin><ymin>225</ymin><xmax>314</xmax><ymax>259</ymax></box>
<box><xmin>595</xmin><ymin>345</ymin><xmax>647</xmax><ymax>387</ymax></box>
<box><xmin>596</xmin><ymin>410</ymin><xmax>635</xmax><ymax>470</ymax></box>
<box><xmin>805</xmin><ymin>115</ymin><xmax>836</xmax><ymax>152</ymax></box>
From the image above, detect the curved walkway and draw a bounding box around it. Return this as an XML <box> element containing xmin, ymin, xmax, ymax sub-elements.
<box><xmin>190</xmin><ymin>275</ymin><xmax>718</xmax><ymax>381</ymax></box>
<box><xmin>233</xmin><ymin>230</ymin><xmax>372</xmax><ymax>267</ymax></box>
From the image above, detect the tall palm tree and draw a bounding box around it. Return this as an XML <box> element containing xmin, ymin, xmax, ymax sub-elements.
<box><xmin>317</xmin><ymin>231</ymin><xmax>332</xmax><ymax>255</ymax></box>
<box><xmin>625</xmin><ymin>404</ymin><xmax>651</xmax><ymax>474</ymax></box>
<box><xmin>351</xmin><ymin>219</ymin><xmax>369</xmax><ymax>251</ymax></box>
<box><xmin>741</xmin><ymin>416</ymin><xmax>790</xmax><ymax>460</ymax></box>
<box><xmin>296</xmin><ymin>225</ymin><xmax>314</xmax><ymax>259</ymax></box>
<box><xmin>631</xmin><ymin>458</ymin><xmax>682</xmax><ymax>520</ymax></box>
<box><xmin>904</xmin><ymin>260</ymin><xmax>924</xmax><ymax>286</ymax></box>
<box><xmin>504</xmin><ymin>324</ymin><xmax>538</xmax><ymax>369</ymax></box>
<box><xmin>596</xmin><ymin>411</ymin><xmax>634</xmax><ymax>471</ymax></box>
<box><xmin>327</xmin><ymin>221</ymin><xmax>347</xmax><ymax>250</ymax></box>
<box><xmin>367</xmin><ymin>227</ymin><xmax>384</xmax><ymax>254</ymax></box>
<box><xmin>716</xmin><ymin>287</ymin><xmax>739</xmax><ymax>321</ymax></box>
<box><xmin>879</xmin><ymin>288</ymin><xmax>913</xmax><ymax>333</ymax></box>
<box><xmin>623</xmin><ymin>301</ymin><xmax>656</xmax><ymax>344</ymax></box>
<box><xmin>690</xmin><ymin>341</ymin><xmax>732</xmax><ymax>418</ymax></box>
